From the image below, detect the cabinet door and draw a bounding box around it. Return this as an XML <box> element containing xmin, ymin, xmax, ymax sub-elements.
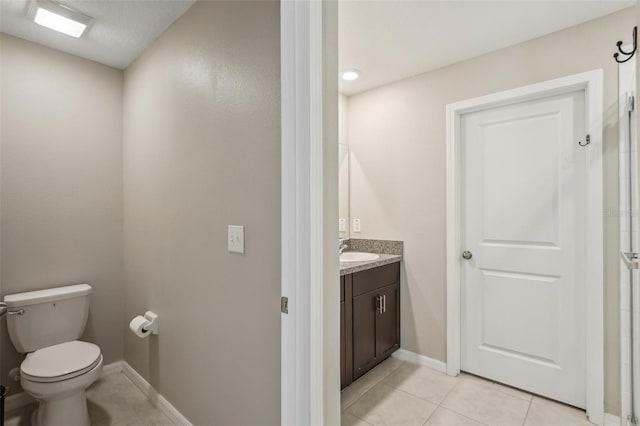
<box><xmin>376</xmin><ymin>283</ymin><xmax>400</xmax><ymax>358</ymax></box>
<box><xmin>352</xmin><ymin>291</ymin><xmax>379</xmax><ymax>378</ymax></box>
<box><xmin>340</xmin><ymin>300</ymin><xmax>346</xmax><ymax>387</ymax></box>
<box><xmin>340</xmin><ymin>274</ymin><xmax>353</xmax><ymax>389</ymax></box>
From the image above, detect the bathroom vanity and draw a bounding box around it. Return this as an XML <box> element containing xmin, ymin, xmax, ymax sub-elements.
<box><xmin>340</xmin><ymin>255</ymin><xmax>401</xmax><ymax>389</ymax></box>
<box><xmin>337</xmin><ymin>142</ymin><xmax>403</xmax><ymax>389</ymax></box>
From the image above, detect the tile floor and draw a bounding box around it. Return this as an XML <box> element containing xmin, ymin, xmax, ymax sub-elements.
<box><xmin>341</xmin><ymin>357</ymin><xmax>593</xmax><ymax>426</ymax></box>
<box><xmin>4</xmin><ymin>372</ymin><xmax>173</xmax><ymax>426</ymax></box>
<box><xmin>4</xmin><ymin>359</ymin><xmax>593</xmax><ymax>426</ymax></box>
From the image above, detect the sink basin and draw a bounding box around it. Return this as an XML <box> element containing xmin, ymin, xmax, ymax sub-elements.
<box><xmin>340</xmin><ymin>252</ymin><xmax>380</xmax><ymax>263</ymax></box>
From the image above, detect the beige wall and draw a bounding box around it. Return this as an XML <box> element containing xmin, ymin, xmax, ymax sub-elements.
<box><xmin>347</xmin><ymin>8</ymin><xmax>633</xmax><ymax>414</ymax></box>
<box><xmin>122</xmin><ymin>2</ymin><xmax>280</xmax><ymax>424</ymax></box>
<box><xmin>0</xmin><ymin>34</ymin><xmax>124</xmax><ymax>390</ymax></box>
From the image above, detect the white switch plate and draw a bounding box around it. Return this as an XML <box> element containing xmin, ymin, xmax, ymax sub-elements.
<box><xmin>228</xmin><ymin>225</ymin><xmax>245</xmax><ymax>253</ymax></box>
<box><xmin>339</xmin><ymin>218</ymin><xmax>346</xmax><ymax>232</ymax></box>
<box><xmin>353</xmin><ymin>218</ymin><xmax>361</xmax><ymax>233</ymax></box>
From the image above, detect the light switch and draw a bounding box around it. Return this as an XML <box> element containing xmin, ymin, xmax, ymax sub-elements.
<box><xmin>228</xmin><ymin>225</ymin><xmax>245</xmax><ymax>253</ymax></box>
<box><xmin>353</xmin><ymin>218</ymin><xmax>361</xmax><ymax>233</ymax></box>
<box><xmin>339</xmin><ymin>218</ymin><xmax>346</xmax><ymax>232</ymax></box>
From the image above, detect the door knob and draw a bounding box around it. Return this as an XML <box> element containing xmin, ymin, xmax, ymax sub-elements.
<box><xmin>462</xmin><ymin>251</ymin><xmax>473</xmax><ymax>260</ymax></box>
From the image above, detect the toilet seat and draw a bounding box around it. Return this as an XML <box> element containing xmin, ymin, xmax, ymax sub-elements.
<box><xmin>21</xmin><ymin>341</ymin><xmax>102</xmax><ymax>383</ymax></box>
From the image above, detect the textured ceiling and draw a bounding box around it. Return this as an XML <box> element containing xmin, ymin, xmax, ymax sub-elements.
<box><xmin>0</xmin><ymin>0</ymin><xmax>196</xmax><ymax>69</ymax></box>
<box><xmin>340</xmin><ymin>1</ymin><xmax>635</xmax><ymax>95</ymax></box>
<box><xmin>2</xmin><ymin>1</ymin><xmax>634</xmax><ymax>87</ymax></box>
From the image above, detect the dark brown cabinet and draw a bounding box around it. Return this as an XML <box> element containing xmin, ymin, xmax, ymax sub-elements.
<box><xmin>352</xmin><ymin>290</ymin><xmax>378</xmax><ymax>378</ymax></box>
<box><xmin>375</xmin><ymin>283</ymin><xmax>400</xmax><ymax>358</ymax></box>
<box><xmin>341</xmin><ymin>262</ymin><xmax>400</xmax><ymax>389</ymax></box>
<box><xmin>340</xmin><ymin>276</ymin><xmax>347</xmax><ymax>386</ymax></box>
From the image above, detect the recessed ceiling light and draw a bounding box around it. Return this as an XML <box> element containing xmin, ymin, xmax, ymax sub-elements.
<box><xmin>29</xmin><ymin>0</ymin><xmax>93</xmax><ymax>38</ymax></box>
<box><xmin>341</xmin><ymin>69</ymin><xmax>360</xmax><ymax>81</ymax></box>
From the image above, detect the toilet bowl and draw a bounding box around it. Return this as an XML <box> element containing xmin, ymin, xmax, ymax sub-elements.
<box><xmin>20</xmin><ymin>341</ymin><xmax>103</xmax><ymax>426</ymax></box>
<box><xmin>3</xmin><ymin>284</ymin><xmax>102</xmax><ymax>426</ymax></box>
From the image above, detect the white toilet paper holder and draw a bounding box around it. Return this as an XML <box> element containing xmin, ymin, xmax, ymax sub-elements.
<box><xmin>142</xmin><ymin>311</ymin><xmax>159</xmax><ymax>335</ymax></box>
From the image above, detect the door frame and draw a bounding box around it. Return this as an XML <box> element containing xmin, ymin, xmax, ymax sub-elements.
<box><xmin>445</xmin><ymin>70</ymin><xmax>604</xmax><ymax>424</ymax></box>
<box><xmin>281</xmin><ymin>1</ymin><xmax>325</xmax><ymax>425</ymax></box>
<box><xmin>618</xmin><ymin>52</ymin><xmax>637</xmax><ymax>422</ymax></box>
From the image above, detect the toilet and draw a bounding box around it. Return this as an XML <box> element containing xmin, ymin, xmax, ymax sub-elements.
<box><xmin>4</xmin><ymin>284</ymin><xmax>103</xmax><ymax>426</ymax></box>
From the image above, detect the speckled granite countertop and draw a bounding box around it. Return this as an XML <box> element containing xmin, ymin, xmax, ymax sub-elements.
<box><xmin>340</xmin><ymin>253</ymin><xmax>402</xmax><ymax>276</ymax></box>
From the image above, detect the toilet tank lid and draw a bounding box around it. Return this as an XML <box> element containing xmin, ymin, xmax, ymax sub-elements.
<box><xmin>4</xmin><ymin>284</ymin><xmax>92</xmax><ymax>307</ymax></box>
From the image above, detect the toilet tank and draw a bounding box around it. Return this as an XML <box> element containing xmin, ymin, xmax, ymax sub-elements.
<box><xmin>4</xmin><ymin>284</ymin><xmax>92</xmax><ymax>353</ymax></box>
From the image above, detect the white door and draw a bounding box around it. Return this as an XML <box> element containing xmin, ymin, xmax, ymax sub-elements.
<box><xmin>460</xmin><ymin>90</ymin><xmax>587</xmax><ymax>408</ymax></box>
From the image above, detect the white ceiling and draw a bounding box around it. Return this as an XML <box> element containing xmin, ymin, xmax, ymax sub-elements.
<box><xmin>1</xmin><ymin>1</ymin><xmax>634</xmax><ymax>85</ymax></box>
<box><xmin>0</xmin><ymin>0</ymin><xmax>196</xmax><ymax>69</ymax></box>
<box><xmin>339</xmin><ymin>0</ymin><xmax>635</xmax><ymax>95</ymax></box>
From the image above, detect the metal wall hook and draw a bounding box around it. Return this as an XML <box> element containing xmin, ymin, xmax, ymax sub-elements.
<box><xmin>614</xmin><ymin>26</ymin><xmax>637</xmax><ymax>64</ymax></box>
<box><xmin>579</xmin><ymin>134</ymin><xmax>591</xmax><ymax>147</ymax></box>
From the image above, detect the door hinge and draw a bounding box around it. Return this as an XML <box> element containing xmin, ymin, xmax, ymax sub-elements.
<box><xmin>281</xmin><ymin>297</ymin><xmax>288</xmax><ymax>314</ymax></box>
<box><xmin>630</xmin><ymin>95</ymin><xmax>636</xmax><ymax>113</ymax></box>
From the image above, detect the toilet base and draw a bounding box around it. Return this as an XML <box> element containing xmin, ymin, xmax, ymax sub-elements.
<box><xmin>29</xmin><ymin>392</ymin><xmax>90</xmax><ymax>426</ymax></box>
<box><xmin>21</xmin><ymin>354</ymin><xmax>102</xmax><ymax>426</ymax></box>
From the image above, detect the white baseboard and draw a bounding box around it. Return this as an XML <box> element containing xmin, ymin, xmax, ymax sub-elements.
<box><xmin>101</xmin><ymin>360</ymin><xmax>124</xmax><ymax>376</ymax></box>
<box><xmin>392</xmin><ymin>348</ymin><xmax>447</xmax><ymax>373</ymax></box>
<box><xmin>5</xmin><ymin>391</ymin><xmax>34</xmax><ymax>413</ymax></box>
<box><xmin>121</xmin><ymin>361</ymin><xmax>193</xmax><ymax>426</ymax></box>
<box><xmin>604</xmin><ymin>413</ymin><xmax>624</xmax><ymax>426</ymax></box>
<box><xmin>4</xmin><ymin>360</ymin><xmax>191</xmax><ymax>426</ymax></box>
<box><xmin>5</xmin><ymin>360</ymin><xmax>123</xmax><ymax>412</ymax></box>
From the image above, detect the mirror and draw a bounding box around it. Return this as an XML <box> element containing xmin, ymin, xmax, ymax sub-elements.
<box><xmin>339</xmin><ymin>143</ymin><xmax>349</xmax><ymax>238</ymax></box>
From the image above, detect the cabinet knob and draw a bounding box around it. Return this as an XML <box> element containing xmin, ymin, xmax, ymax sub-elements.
<box><xmin>462</xmin><ymin>251</ymin><xmax>473</xmax><ymax>260</ymax></box>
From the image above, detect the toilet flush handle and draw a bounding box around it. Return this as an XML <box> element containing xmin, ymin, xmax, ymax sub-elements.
<box><xmin>0</xmin><ymin>303</ymin><xmax>24</xmax><ymax>317</ymax></box>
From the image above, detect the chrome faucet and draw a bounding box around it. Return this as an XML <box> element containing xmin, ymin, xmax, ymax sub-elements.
<box><xmin>339</xmin><ymin>239</ymin><xmax>348</xmax><ymax>254</ymax></box>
